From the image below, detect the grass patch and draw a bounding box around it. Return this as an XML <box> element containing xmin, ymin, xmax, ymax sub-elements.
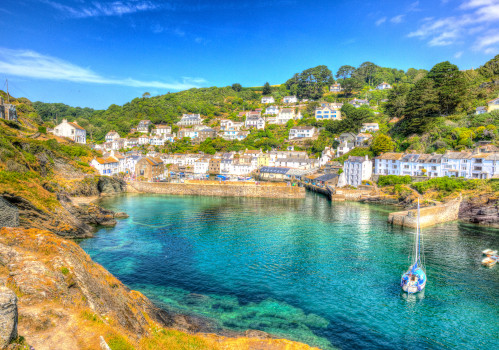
<box><xmin>139</xmin><ymin>328</ymin><xmax>220</xmax><ymax>350</ymax></box>
<box><xmin>378</xmin><ymin>175</ymin><xmax>412</xmax><ymax>187</ymax></box>
<box><xmin>105</xmin><ymin>333</ymin><xmax>135</xmax><ymax>350</ymax></box>
<box><xmin>61</xmin><ymin>266</ymin><xmax>70</xmax><ymax>275</ymax></box>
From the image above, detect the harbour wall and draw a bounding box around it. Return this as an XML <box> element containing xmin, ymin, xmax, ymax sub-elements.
<box><xmin>387</xmin><ymin>198</ymin><xmax>461</xmax><ymax>228</ymax></box>
<box><xmin>127</xmin><ymin>181</ymin><xmax>306</xmax><ymax>199</ymax></box>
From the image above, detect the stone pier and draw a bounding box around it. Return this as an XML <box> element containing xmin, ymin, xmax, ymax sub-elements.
<box><xmin>388</xmin><ymin>198</ymin><xmax>461</xmax><ymax>228</ymax></box>
<box><xmin>127</xmin><ymin>181</ymin><xmax>305</xmax><ymax>199</ymax></box>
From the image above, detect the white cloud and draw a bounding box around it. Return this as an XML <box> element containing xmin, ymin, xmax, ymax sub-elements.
<box><xmin>375</xmin><ymin>17</ymin><xmax>387</xmax><ymax>26</ymax></box>
<box><xmin>391</xmin><ymin>14</ymin><xmax>405</xmax><ymax>23</ymax></box>
<box><xmin>454</xmin><ymin>51</ymin><xmax>464</xmax><ymax>58</ymax></box>
<box><xmin>0</xmin><ymin>48</ymin><xmax>206</xmax><ymax>90</ymax></box>
<box><xmin>151</xmin><ymin>23</ymin><xmax>164</xmax><ymax>34</ymax></box>
<box><xmin>41</xmin><ymin>0</ymin><xmax>164</xmax><ymax>18</ymax></box>
<box><xmin>408</xmin><ymin>0</ymin><xmax>499</xmax><ymax>51</ymax></box>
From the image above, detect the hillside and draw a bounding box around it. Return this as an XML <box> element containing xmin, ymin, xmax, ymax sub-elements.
<box><xmin>28</xmin><ymin>56</ymin><xmax>499</xmax><ymax>159</ymax></box>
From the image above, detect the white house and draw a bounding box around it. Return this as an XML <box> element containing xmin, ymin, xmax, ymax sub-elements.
<box><xmin>471</xmin><ymin>152</ymin><xmax>499</xmax><ymax>179</ymax></box>
<box><xmin>52</xmin><ymin>119</ymin><xmax>87</xmax><ymax>144</ymax></box>
<box><xmin>177</xmin><ymin>114</ymin><xmax>202</xmax><ymax>126</ymax></box>
<box><xmin>349</xmin><ymin>99</ymin><xmax>369</xmax><ymax>108</ymax></box>
<box><xmin>261</xmin><ymin>96</ymin><xmax>275</xmax><ymax>104</ymax></box>
<box><xmin>315</xmin><ymin>106</ymin><xmax>342</xmax><ymax>120</ymax></box>
<box><xmin>283</xmin><ymin>96</ymin><xmax>298</xmax><ymax>104</ymax></box>
<box><xmin>90</xmin><ymin>156</ymin><xmax>119</xmax><ymax>176</ymax></box>
<box><xmin>360</xmin><ymin>123</ymin><xmax>379</xmax><ymax>133</ymax></box>
<box><xmin>336</xmin><ymin>141</ymin><xmax>355</xmax><ymax>157</ymax></box>
<box><xmin>265</xmin><ymin>105</ymin><xmax>279</xmax><ymax>115</ymax></box>
<box><xmin>289</xmin><ymin>126</ymin><xmax>316</xmax><ymax>140</ymax></box>
<box><xmin>343</xmin><ymin>155</ymin><xmax>373</xmax><ymax>187</ymax></box>
<box><xmin>376</xmin><ymin>82</ymin><xmax>392</xmax><ymax>90</ymax></box>
<box><xmin>330</xmin><ymin>84</ymin><xmax>342</xmax><ymax>92</ymax></box>
<box><xmin>373</xmin><ymin>153</ymin><xmax>404</xmax><ymax>175</ymax></box>
<box><xmin>149</xmin><ymin>136</ymin><xmax>165</xmax><ymax>146</ymax></box>
<box><xmin>153</xmin><ymin>124</ymin><xmax>172</xmax><ymax>135</ymax></box>
<box><xmin>138</xmin><ymin>135</ymin><xmax>150</xmax><ymax>145</ymax></box>
<box><xmin>105</xmin><ymin>131</ymin><xmax>120</xmax><ymax>142</ymax></box>
<box><xmin>277</xmin><ymin>108</ymin><xmax>300</xmax><ymax>125</ymax></box>
<box><xmin>245</xmin><ymin>115</ymin><xmax>266</xmax><ymax>129</ymax></box>
<box><xmin>194</xmin><ymin>157</ymin><xmax>210</xmax><ymax>174</ymax></box>
<box><xmin>178</xmin><ymin>129</ymin><xmax>199</xmax><ymax>139</ymax></box>
<box><xmin>137</xmin><ymin>120</ymin><xmax>152</xmax><ymax>133</ymax></box>
<box><xmin>126</xmin><ymin>138</ymin><xmax>139</xmax><ymax>148</ymax></box>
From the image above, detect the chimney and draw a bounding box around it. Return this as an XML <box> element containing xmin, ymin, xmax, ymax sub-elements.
<box><xmin>62</xmin><ymin>118</ymin><xmax>68</xmax><ymax>123</ymax></box>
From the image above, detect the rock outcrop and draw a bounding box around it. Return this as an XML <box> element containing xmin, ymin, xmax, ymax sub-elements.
<box><xmin>0</xmin><ymin>287</ymin><xmax>18</xmax><ymax>348</ymax></box>
<box><xmin>0</xmin><ymin>227</ymin><xmax>318</xmax><ymax>350</ymax></box>
<box><xmin>459</xmin><ymin>196</ymin><xmax>499</xmax><ymax>227</ymax></box>
<box><xmin>97</xmin><ymin>177</ymin><xmax>126</xmax><ymax>195</ymax></box>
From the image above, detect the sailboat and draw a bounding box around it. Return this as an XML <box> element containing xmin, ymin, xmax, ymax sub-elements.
<box><xmin>401</xmin><ymin>199</ymin><xmax>427</xmax><ymax>294</ymax></box>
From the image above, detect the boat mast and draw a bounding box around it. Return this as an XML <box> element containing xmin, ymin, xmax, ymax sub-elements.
<box><xmin>415</xmin><ymin>198</ymin><xmax>420</xmax><ymax>266</ymax></box>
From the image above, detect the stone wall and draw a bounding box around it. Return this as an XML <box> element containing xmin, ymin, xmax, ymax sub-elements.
<box><xmin>128</xmin><ymin>181</ymin><xmax>305</xmax><ymax>199</ymax></box>
<box><xmin>0</xmin><ymin>197</ymin><xmax>19</xmax><ymax>228</ymax></box>
<box><xmin>388</xmin><ymin>198</ymin><xmax>461</xmax><ymax>228</ymax></box>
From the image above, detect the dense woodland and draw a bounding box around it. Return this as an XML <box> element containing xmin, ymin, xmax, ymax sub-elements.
<box><xmin>20</xmin><ymin>54</ymin><xmax>499</xmax><ymax>157</ymax></box>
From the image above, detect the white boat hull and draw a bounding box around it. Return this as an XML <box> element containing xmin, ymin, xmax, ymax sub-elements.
<box><xmin>402</xmin><ymin>279</ymin><xmax>426</xmax><ymax>294</ymax></box>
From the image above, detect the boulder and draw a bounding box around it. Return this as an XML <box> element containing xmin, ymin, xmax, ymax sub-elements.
<box><xmin>114</xmin><ymin>212</ymin><xmax>129</xmax><ymax>219</ymax></box>
<box><xmin>0</xmin><ymin>287</ymin><xmax>18</xmax><ymax>348</ymax></box>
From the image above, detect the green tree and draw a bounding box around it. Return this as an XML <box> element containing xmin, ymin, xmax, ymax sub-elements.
<box><xmin>370</xmin><ymin>134</ymin><xmax>395</xmax><ymax>156</ymax></box>
<box><xmin>427</xmin><ymin>61</ymin><xmax>466</xmax><ymax>115</ymax></box>
<box><xmin>285</xmin><ymin>65</ymin><xmax>334</xmax><ymax>99</ymax></box>
<box><xmin>336</xmin><ymin>65</ymin><xmax>356</xmax><ymax>80</ymax></box>
<box><xmin>142</xmin><ymin>92</ymin><xmax>151</xmax><ymax>99</ymax></box>
<box><xmin>384</xmin><ymin>83</ymin><xmax>411</xmax><ymax>119</ymax></box>
<box><xmin>478</xmin><ymin>54</ymin><xmax>499</xmax><ymax>78</ymax></box>
<box><xmin>262</xmin><ymin>82</ymin><xmax>272</xmax><ymax>95</ymax></box>
<box><xmin>342</xmin><ymin>78</ymin><xmax>363</xmax><ymax>96</ymax></box>
<box><xmin>353</xmin><ymin>62</ymin><xmax>379</xmax><ymax>87</ymax></box>
<box><xmin>231</xmin><ymin>83</ymin><xmax>242</xmax><ymax>92</ymax></box>
<box><xmin>399</xmin><ymin>78</ymin><xmax>439</xmax><ymax>135</ymax></box>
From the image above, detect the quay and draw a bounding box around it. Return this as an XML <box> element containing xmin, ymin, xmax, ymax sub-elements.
<box><xmin>127</xmin><ymin>180</ymin><xmax>305</xmax><ymax>199</ymax></box>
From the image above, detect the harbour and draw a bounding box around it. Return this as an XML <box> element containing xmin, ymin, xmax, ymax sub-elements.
<box><xmin>80</xmin><ymin>192</ymin><xmax>499</xmax><ymax>350</ymax></box>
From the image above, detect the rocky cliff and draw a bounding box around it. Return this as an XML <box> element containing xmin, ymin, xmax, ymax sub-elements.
<box><xmin>459</xmin><ymin>196</ymin><xmax>499</xmax><ymax>227</ymax></box>
<box><xmin>0</xmin><ymin>228</ymin><xmax>318</xmax><ymax>350</ymax></box>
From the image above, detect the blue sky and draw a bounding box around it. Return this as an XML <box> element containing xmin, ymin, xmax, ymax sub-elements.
<box><xmin>1</xmin><ymin>0</ymin><xmax>498</xmax><ymax>109</ymax></box>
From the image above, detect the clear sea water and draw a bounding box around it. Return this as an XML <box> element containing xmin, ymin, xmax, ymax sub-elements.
<box><xmin>79</xmin><ymin>193</ymin><xmax>499</xmax><ymax>349</ymax></box>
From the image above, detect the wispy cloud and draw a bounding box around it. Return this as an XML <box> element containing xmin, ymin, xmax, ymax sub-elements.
<box><xmin>41</xmin><ymin>0</ymin><xmax>164</xmax><ymax>18</ymax></box>
<box><xmin>408</xmin><ymin>0</ymin><xmax>499</xmax><ymax>51</ymax></box>
<box><xmin>454</xmin><ymin>51</ymin><xmax>464</xmax><ymax>58</ymax></box>
<box><xmin>375</xmin><ymin>17</ymin><xmax>387</xmax><ymax>26</ymax></box>
<box><xmin>0</xmin><ymin>48</ymin><xmax>206</xmax><ymax>90</ymax></box>
<box><xmin>390</xmin><ymin>14</ymin><xmax>405</xmax><ymax>23</ymax></box>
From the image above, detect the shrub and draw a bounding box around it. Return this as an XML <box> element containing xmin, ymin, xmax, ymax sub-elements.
<box><xmin>377</xmin><ymin>175</ymin><xmax>412</xmax><ymax>187</ymax></box>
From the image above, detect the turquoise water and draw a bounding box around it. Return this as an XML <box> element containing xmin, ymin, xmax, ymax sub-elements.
<box><xmin>79</xmin><ymin>193</ymin><xmax>499</xmax><ymax>349</ymax></box>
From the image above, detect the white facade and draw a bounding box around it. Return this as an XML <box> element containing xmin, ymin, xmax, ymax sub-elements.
<box><xmin>360</xmin><ymin>123</ymin><xmax>379</xmax><ymax>133</ymax></box>
<box><xmin>105</xmin><ymin>131</ymin><xmax>120</xmax><ymax>142</ymax></box>
<box><xmin>265</xmin><ymin>105</ymin><xmax>279</xmax><ymax>115</ymax></box>
<box><xmin>283</xmin><ymin>96</ymin><xmax>298</xmax><ymax>104</ymax></box>
<box><xmin>194</xmin><ymin>158</ymin><xmax>210</xmax><ymax>174</ymax></box>
<box><xmin>53</xmin><ymin>119</ymin><xmax>87</xmax><ymax>144</ymax></box>
<box><xmin>245</xmin><ymin>116</ymin><xmax>265</xmax><ymax>129</ymax></box>
<box><xmin>261</xmin><ymin>96</ymin><xmax>275</xmax><ymax>104</ymax></box>
<box><xmin>177</xmin><ymin>114</ymin><xmax>202</xmax><ymax>126</ymax></box>
<box><xmin>90</xmin><ymin>157</ymin><xmax>119</xmax><ymax>176</ymax></box>
<box><xmin>336</xmin><ymin>141</ymin><xmax>355</xmax><ymax>157</ymax></box>
<box><xmin>289</xmin><ymin>126</ymin><xmax>316</xmax><ymax>139</ymax></box>
<box><xmin>343</xmin><ymin>155</ymin><xmax>373</xmax><ymax>187</ymax></box>
<box><xmin>138</xmin><ymin>135</ymin><xmax>150</xmax><ymax>145</ymax></box>
<box><xmin>154</xmin><ymin>125</ymin><xmax>172</xmax><ymax>135</ymax></box>
<box><xmin>376</xmin><ymin>82</ymin><xmax>392</xmax><ymax>90</ymax></box>
<box><xmin>277</xmin><ymin>108</ymin><xmax>300</xmax><ymax>125</ymax></box>
<box><xmin>137</xmin><ymin>120</ymin><xmax>152</xmax><ymax>133</ymax></box>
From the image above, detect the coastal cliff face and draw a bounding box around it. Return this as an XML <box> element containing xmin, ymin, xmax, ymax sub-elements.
<box><xmin>459</xmin><ymin>196</ymin><xmax>499</xmax><ymax>227</ymax></box>
<box><xmin>0</xmin><ymin>228</ymin><xmax>318</xmax><ymax>350</ymax></box>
